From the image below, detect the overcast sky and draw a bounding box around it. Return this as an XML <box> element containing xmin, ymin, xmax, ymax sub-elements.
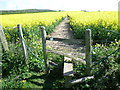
<box><xmin>0</xmin><ymin>0</ymin><xmax>119</xmax><ymax>11</ymax></box>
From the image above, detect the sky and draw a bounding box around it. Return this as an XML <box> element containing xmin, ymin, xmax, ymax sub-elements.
<box><xmin>0</xmin><ymin>0</ymin><xmax>119</xmax><ymax>11</ymax></box>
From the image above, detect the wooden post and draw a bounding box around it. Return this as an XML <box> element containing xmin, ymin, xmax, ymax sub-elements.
<box><xmin>68</xmin><ymin>76</ymin><xmax>94</xmax><ymax>85</ymax></box>
<box><xmin>17</xmin><ymin>24</ymin><xmax>28</xmax><ymax>64</ymax></box>
<box><xmin>0</xmin><ymin>24</ymin><xmax>9</xmax><ymax>51</ymax></box>
<box><xmin>40</xmin><ymin>26</ymin><xmax>49</xmax><ymax>74</ymax></box>
<box><xmin>0</xmin><ymin>42</ymin><xmax>2</xmax><ymax>62</ymax></box>
<box><xmin>85</xmin><ymin>29</ymin><xmax>92</xmax><ymax>75</ymax></box>
<box><xmin>0</xmin><ymin>42</ymin><xmax>2</xmax><ymax>83</ymax></box>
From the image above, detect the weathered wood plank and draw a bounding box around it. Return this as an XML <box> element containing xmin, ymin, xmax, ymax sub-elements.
<box><xmin>64</xmin><ymin>62</ymin><xmax>74</xmax><ymax>77</ymax></box>
<box><xmin>64</xmin><ymin>57</ymin><xmax>72</xmax><ymax>62</ymax></box>
<box><xmin>69</xmin><ymin>76</ymin><xmax>94</xmax><ymax>85</ymax></box>
<box><xmin>48</xmin><ymin>60</ymin><xmax>58</xmax><ymax>66</ymax></box>
<box><xmin>46</xmin><ymin>37</ymin><xmax>84</xmax><ymax>44</ymax></box>
<box><xmin>0</xmin><ymin>24</ymin><xmax>9</xmax><ymax>51</ymax></box>
<box><xmin>47</xmin><ymin>49</ymin><xmax>86</xmax><ymax>64</ymax></box>
<box><xmin>64</xmin><ymin>57</ymin><xmax>74</xmax><ymax>88</ymax></box>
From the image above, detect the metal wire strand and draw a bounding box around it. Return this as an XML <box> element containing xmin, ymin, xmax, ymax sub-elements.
<box><xmin>91</xmin><ymin>48</ymin><xmax>120</xmax><ymax>68</ymax></box>
<box><xmin>23</xmin><ymin>38</ymin><xmax>44</xmax><ymax>62</ymax></box>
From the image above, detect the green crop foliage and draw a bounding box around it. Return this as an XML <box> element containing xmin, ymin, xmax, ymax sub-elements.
<box><xmin>68</xmin><ymin>11</ymin><xmax>120</xmax><ymax>41</ymax></box>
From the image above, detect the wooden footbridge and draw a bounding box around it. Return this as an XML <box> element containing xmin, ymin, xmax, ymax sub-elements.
<box><xmin>40</xmin><ymin>26</ymin><xmax>94</xmax><ymax>88</ymax></box>
<box><xmin>0</xmin><ymin>20</ymin><xmax>94</xmax><ymax>88</ymax></box>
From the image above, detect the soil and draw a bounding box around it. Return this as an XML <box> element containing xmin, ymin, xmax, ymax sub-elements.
<box><xmin>46</xmin><ymin>17</ymin><xmax>85</xmax><ymax>59</ymax></box>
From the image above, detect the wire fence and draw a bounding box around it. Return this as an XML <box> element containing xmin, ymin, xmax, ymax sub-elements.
<box><xmin>3</xmin><ymin>25</ymin><xmax>49</xmax><ymax>71</ymax></box>
<box><xmin>2</xmin><ymin>25</ymin><xmax>120</xmax><ymax>72</ymax></box>
<box><xmin>91</xmin><ymin>47</ymin><xmax>120</xmax><ymax>68</ymax></box>
<box><xmin>4</xmin><ymin>25</ymin><xmax>46</xmax><ymax>70</ymax></box>
<box><xmin>22</xmin><ymin>37</ymin><xmax>45</xmax><ymax>69</ymax></box>
<box><xmin>90</xmin><ymin>29</ymin><xmax>120</xmax><ymax>68</ymax></box>
<box><xmin>24</xmin><ymin>40</ymin><xmax>43</xmax><ymax>62</ymax></box>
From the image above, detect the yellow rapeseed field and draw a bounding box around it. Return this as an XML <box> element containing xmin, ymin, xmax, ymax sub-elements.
<box><xmin>67</xmin><ymin>11</ymin><xmax>118</xmax><ymax>40</ymax></box>
<box><xmin>68</xmin><ymin>11</ymin><xmax>118</xmax><ymax>30</ymax></box>
<box><xmin>1</xmin><ymin>12</ymin><xmax>66</xmax><ymax>27</ymax></box>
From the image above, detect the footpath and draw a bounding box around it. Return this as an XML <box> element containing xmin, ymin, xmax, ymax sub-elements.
<box><xmin>47</xmin><ymin>17</ymin><xmax>85</xmax><ymax>59</ymax></box>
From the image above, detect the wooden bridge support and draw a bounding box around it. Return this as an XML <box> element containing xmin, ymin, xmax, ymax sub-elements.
<box><xmin>63</xmin><ymin>57</ymin><xmax>74</xmax><ymax>88</ymax></box>
<box><xmin>42</xmin><ymin>27</ymin><xmax>93</xmax><ymax>87</ymax></box>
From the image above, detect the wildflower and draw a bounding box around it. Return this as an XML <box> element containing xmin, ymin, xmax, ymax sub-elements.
<box><xmin>22</xmin><ymin>80</ymin><xmax>26</xmax><ymax>83</ymax></box>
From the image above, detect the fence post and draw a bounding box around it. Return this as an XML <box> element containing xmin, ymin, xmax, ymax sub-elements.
<box><xmin>40</xmin><ymin>26</ymin><xmax>49</xmax><ymax>74</ymax></box>
<box><xmin>0</xmin><ymin>42</ymin><xmax>2</xmax><ymax>72</ymax></box>
<box><xmin>85</xmin><ymin>29</ymin><xmax>92</xmax><ymax>75</ymax></box>
<box><xmin>0</xmin><ymin>42</ymin><xmax>2</xmax><ymax>59</ymax></box>
<box><xmin>17</xmin><ymin>24</ymin><xmax>28</xmax><ymax>64</ymax></box>
<box><xmin>0</xmin><ymin>52</ymin><xmax>1</xmax><ymax>89</ymax></box>
<box><xmin>0</xmin><ymin>24</ymin><xmax>9</xmax><ymax>51</ymax></box>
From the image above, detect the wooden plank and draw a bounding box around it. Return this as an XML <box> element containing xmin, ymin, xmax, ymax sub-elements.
<box><xmin>64</xmin><ymin>62</ymin><xmax>74</xmax><ymax>77</ymax></box>
<box><xmin>64</xmin><ymin>57</ymin><xmax>73</xmax><ymax>88</ymax></box>
<box><xmin>0</xmin><ymin>24</ymin><xmax>9</xmax><ymax>51</ymax></box>
<box><xmin>47</xmin><ymin>37</ymin><xmax>115</xmax><ymax>44</ymax></box>
<box><xmin>69</xmin><ymin>76</ymin><xmax>94</xmax><ymax>85</ymax></box>
<box><xmin>40</xmin><ymin>26</ymin><xmax>49</xmax><ymax>74</ymax></box>
<box><xmin>17</xmin><ymin>24</ymin><xmax>28</xmax><ymax>64</ymax></box>
<box><xmin>64</xmin><ymin>57</ymin><xmax>72</xmax><ymax>62</ymax></box>
<box><xmin>49</xmin><ymin>60</ymin><xmax>58</xmax><ymax>66</ymax></box>
<box><xmin>47</xmin><ymin>49</ymin><xmax>86</xmax><ymax>64</ymax></box>
<box><xmin>46</xmin><ymin>37</ymin><xmax>84</xmax><ymax>41</ymax></box>
<box><xmin>46</xmin><ymin>37</ymin><xmax>84</xmax><ymax>45</ymax></box>
<box><xmin>85</xmin><ymin>29</ymin><xmax>92</xmax><ymax>75</ymax></box>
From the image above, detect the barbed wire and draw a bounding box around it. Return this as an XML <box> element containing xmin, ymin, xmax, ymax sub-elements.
<box><xmin>23</xmin><ymin>38</ymin><xmax>44</xmax><ymax>63</ymax></box>
<box><xmin>91</xmin><ymin>47</ymin><xmax>120</xmax><ymax>68</ymax></box>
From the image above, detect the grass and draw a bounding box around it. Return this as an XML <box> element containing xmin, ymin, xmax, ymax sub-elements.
<box><xmin>24</xmin><ymin>63</ymin><xmax>64</xmax><ymax>89</ymax></box>
<box><xmin>2</xmin><ymin>53</ymin><xmax>65</xmax><ymax>89</ymax></box>
<box><xmin>21</xmin><ymin>72</ymin><xmax>45</xmax><ymax>88</ymax></box>
<box><xmin>2</xmin><ymin>66</ymin><xmax>65</xmax><ymax>89</ymax></box>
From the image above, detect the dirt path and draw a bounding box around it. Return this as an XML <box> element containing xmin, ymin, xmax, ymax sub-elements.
<box><xmin>46</xmin><ymin>18</ymin><xmax>85</xmax><ymax>59</ymax></box>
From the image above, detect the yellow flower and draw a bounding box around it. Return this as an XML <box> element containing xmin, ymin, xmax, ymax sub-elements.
<box><xmin>22</xmin><ymin>80</ymin><xmax>26</xmax><ymax>83</ymax></box>
<box><xmin>2</xmin><ymin>12</ymin><xmax>66</xmax><ymax>28</ymax></box>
